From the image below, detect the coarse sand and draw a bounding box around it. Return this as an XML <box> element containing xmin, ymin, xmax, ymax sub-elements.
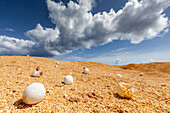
<box><xmin>0</xmin><ymin>56</ymin><xmax>169</xmax><ymax>112</ymax></box>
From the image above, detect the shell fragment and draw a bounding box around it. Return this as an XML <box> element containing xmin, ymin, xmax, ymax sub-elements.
<box><xmin>117</xmin><ymin>82</ymin><xmax>134</xmax><ymax>98</ymax></box>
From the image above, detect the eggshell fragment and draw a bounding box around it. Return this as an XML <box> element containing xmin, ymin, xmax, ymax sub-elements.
<box><xmin>117</xmin><ymin>82</ymin><xmax>134</xmax><ymax>98</ymax></box>
<box><xmin>23</xmin><ymin>83</ymin><xmax>46</xmax><ymax>104</ymax></box>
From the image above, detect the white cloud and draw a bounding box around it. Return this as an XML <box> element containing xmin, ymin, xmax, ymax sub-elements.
<box><xmin>111</xmin><ymin>48</ymin><xmax>127</xmax><ymax>53</ymax></box>
<box><xmin>0</xmin><ymin>35</ymin><xmax>34</xmax><ymax>55</ymax></box>
<box><xmin>5</xmin><ymin>28</ymin><xmax>14</xmax><ymax>32</ymax></box>
<box><xmin>26</xmin><ymin>24</ymin><xmax>60</xmax><ymax>42</ymax></box>
<box><xmin>26</xmin><ymin>24</ymin><xmax>62</xmax><ymax>56</ymax></box>
<box><xmin>164</xmin><ymin>28</ymin><xmax>169</xmax><ymax>33</ymax></box>
<box><xmin>0</xmin><ymin>0</ymin><xmax>169</xmax><ymax>56</ymax></box>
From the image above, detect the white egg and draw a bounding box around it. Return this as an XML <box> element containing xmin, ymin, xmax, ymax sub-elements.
<box><xmin>32</xmin><ymin>71</ymin><xmax>40</xmax><ymax>77</ymax></box>
<box><xmin>55</xmin><ymin>65</ymin><xmax>58</xmax><ymax>67</ymax></box>
<box><xmin>140</xmin><ymin>73</ymin><xmax>143</xmax><ymax>76</ymax></box>
<box><xmin>83</xmin><ymin>68</ymin><xmax>89</xmax><ymax>74</ymax></box>
<box><xmin>64</xmin><ymin>75</ymin><xmax>73</xmax><ymax>84</ymax></box>
<box><xmin>56</xmin><ymin>62</ymin><xmax>60</xmax><ymax>65</ymax></box>
<box><xmin>116</xmin><ymin>74</ymin><xmax>122</xmax><ymax>78</ymax></box>
<box><xmin>23</xmin><ymin>83</ymin><xmax>46</xmax><ymax>104</ymax></box>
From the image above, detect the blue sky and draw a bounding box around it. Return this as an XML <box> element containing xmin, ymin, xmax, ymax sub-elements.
<box><xmin>0</xmin><ymin>0</ymin><xmax>170</xmax><ymax>65</ymax></box>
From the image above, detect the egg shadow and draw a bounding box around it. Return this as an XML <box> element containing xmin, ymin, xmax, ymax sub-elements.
<box><xmin>113</xmin><ymin>93</ymin><xmax>131</xmax><ymax>100</ymax></box>
<box><xmin>30</xmin><ymin>75</ymin><xmax>41</xmax><ymax>78</ymax></box>
<box><xmin>55</xmin><ymin>82</ymin><xmax>65</xmax><ymax>87</ymax></box>
<box><xmin>13</xmin><ymin>99</ymin><xmax>33</xmax><ymax>109</ymax></box>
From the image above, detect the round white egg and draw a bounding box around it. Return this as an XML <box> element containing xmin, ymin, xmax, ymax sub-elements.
<box><xmin>116</xmin><ymin>74</ymin><xmax>122</xmax><ymax>78</ymax></box>
<box><xmin>55</xmin><ymin>65</ymin><xmax>58</xmax><ymax>67</ymax></box>
<box><xmin>56</xmin><ymin>62</ymin><xmax>60</xmax><ymax>65</ymax></box>
<box><xmin>32</xmin><ymin>71</ymin><xmax>40</xmax><ymax>77</ymax></box>
<box><xmin>64</xmin><ymin>75</ymin><xmax>73</xmax><ymax>84</ymax></box>
<box><xmin>140</xmin><ymin>73</ymin><xmax>143</xmax><ymax>76</ymax></box>
<box><xmin>23</xmin><ymin>83</ymin><xmax>46</xmax><ymax>104</ymax></box>
<box><xmin>83</xmin><ymin>68</ymin><xmax>89</xmax><ymax>74</ymax></box>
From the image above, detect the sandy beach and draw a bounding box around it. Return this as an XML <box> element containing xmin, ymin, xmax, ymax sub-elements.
<box><xmin>0</xmin><ymin>56</ymin><xmax>169</xmax><ymax>112</ymax></box>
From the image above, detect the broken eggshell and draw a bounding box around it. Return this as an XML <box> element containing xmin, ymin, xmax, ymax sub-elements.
<box><xmin>117</xmin><ymin>82</ymin><xmax>134</xmax><ymax>98</ymax></box>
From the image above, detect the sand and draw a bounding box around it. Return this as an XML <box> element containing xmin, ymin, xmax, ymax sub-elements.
<box><xmin>0</xmin><ymin>56</ymin><xmax>169</xmax><ymax>112</ymax></box>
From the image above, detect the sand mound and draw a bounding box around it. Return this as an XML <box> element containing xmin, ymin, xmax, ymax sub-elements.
<box><xmin>0</xmin><ymin>56</ymin><xmax>169</xmax><ymax>112</ymax></box>
<box><xmin>120</xmin><ymin>62</ymin><xmax>170</xmax><ymax>74</ymax></box>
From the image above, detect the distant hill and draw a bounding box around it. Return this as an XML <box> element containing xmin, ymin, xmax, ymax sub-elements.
<box><xmin>120</xmin><ymin>62</ymin><xmax>170</xmax><ymax>74</ymax></box>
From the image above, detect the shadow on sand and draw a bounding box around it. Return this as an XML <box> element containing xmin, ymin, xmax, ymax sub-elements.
<box><xmin>13</xmin><ymin>99</ymin><xmax>33</xmax><ymax>109</ymax></box>
<box><xmin>55</xmin><ymin>82</ymin><xmax>65</xmax><ymax>87</ymax></box>
<box><xmin>113</xmin><ymin>93</ymin><xmax>131</xmax><ymax>100</ymax></box>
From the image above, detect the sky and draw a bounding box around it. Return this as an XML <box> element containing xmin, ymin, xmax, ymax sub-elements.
<box><xmin>0</xmin><ymin>0</ymin><xmax>170</xmax><ymax>65</ymax></box>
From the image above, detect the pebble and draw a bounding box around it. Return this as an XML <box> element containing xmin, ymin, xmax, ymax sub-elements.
<box><xmin>116</xmin><ymin>74</ymin><xmax>122</xmax><ymax>78</ymax></box>
<box><xmin>31</xmin><ymin>70</ymin><xmax>40</xmax><ymax>77</ymax></box>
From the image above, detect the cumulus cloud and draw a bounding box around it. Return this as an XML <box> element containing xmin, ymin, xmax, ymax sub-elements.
<box><xmin>0</xmin><ymin>0</ymin><xmax>169</xmax><ymax>56</ymax></box>
<box><xmin>25</xmin><ymin>24</ymin><xmax>62</xmax><ymax>56</ymax></box>
<box><xmin>0</xmin><ymin>36</ymin><xmax>34</xmax><ymax>55</ymax></box>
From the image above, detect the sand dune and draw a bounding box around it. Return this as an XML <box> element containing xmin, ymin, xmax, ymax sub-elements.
<box><xmin>0</xmin><ymin>56</ymin><xmax>169</xmax><ymax>112</ymax></box>
<box><xmin>120</xmin><ymin>62</ymin><xmax>170</xmax><ymax>74</ymax></box>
